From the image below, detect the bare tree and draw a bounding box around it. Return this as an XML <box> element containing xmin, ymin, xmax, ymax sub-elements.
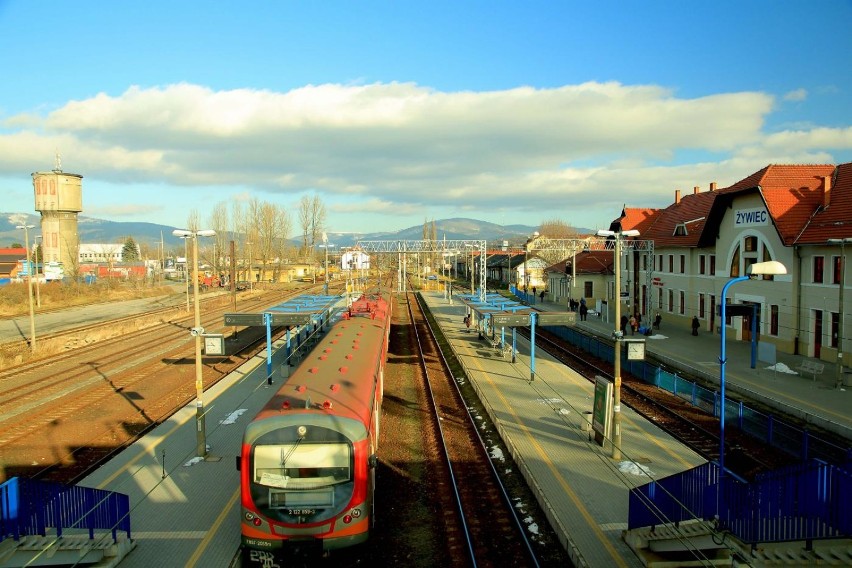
<box><xmin>209</xmin><ymin>202</ymin><xmax>229</xmax><ymax>278</ymax></box>
<box><xmin>538</xmin><ymin>218</ymin><xmax>579</xmax><ymax>239</ymax></box>
<box><xmin>298</xmin><ymin>195</ymin><xmax>327</xmax><ymax>260</ymax></box>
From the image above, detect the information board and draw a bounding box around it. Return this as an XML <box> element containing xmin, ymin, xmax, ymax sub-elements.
<box><xmin>492</xmin><ymin>313</ymin><xmax>531</xmax><ymax>327</ymax></box>
<box><xmin>592</xmin><ymin>376</ymin><xmax>613</xmax><ymax>448</ymax></box>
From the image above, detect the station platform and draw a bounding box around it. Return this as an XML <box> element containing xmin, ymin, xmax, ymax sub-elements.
<box><xmin>530</xmin><ymin>298</ymin><xmax>852</xmax><ymax>441</ymax></box>
<box><xmin>421</xmin><ymin>291</ymin><xmax>706</xmax><ymax>567</ymax></box>
<box><xmin>76</xmin><ymin>334</ymin><xmax>292</xmax><ymax>567</ymax></box>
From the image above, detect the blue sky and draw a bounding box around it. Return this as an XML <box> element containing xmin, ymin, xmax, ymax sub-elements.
<box><xmin>1</xmin><ymin>1</ymin><xmax>850</xmax><ymax>235</ymax></box>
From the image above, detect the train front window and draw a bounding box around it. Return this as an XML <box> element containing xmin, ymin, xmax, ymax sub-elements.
<box><xmin>253</xmin><ymin>443</ymin><xmax>351</xmax><ymax>489</ymax></box>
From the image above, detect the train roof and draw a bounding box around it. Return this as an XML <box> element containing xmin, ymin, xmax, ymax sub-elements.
<box><xmin>250</xmin><ymin>294</ymin><xmax>390</xmax><ymax>432</ymax></box>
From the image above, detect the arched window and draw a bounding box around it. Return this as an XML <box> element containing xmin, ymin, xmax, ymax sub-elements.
<box><xmin>730</xmin><ymin>245</ymin><xmax>740</xmax><ymax>277</ymax></box>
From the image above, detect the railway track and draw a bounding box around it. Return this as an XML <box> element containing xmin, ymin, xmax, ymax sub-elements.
<box><xmin>407</xmin><ymin>291</ymin><xmax>539</xmax><ymax>568</ymax></box>
<box><xmin>0</xmin><ymin>286</ymin><xmax>329</xmax><ymax>484</ymax></box>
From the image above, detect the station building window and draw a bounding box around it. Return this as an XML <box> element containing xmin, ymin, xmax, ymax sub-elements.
<box><xmin>667</xmin><ymin>289</ymin><xmax>673</xmax><ymax>312</ymax></box>
<box><xmin>679</xmin><ymin>254</ymin><xmax>685</xmax><ymax>274</ymax></box>
<box><xmin>699</xmin><ymin>255</ymin><xmax>706</xmax><ymax>275</ymax></box>
<box><xmin>770</xmin><ymin>305</ymin><xmax>779</xmax><ymax>336</ymax></box>
<box><xmin>833</xmin><ymin>256</ymin><xmax>842</xmax><ymax>285</ymax></box>
<box><xmin>584</xmin><ymin>281</ymin><xmax>593</xmax><ymax>298</ymax></box>
<box><xmin>813</xmin><ymin>256</ymin><xmax>825</xmax><ymax>283</ymax></box>
<box><xmin>679</xmin><ymin>291</ymin><xmax>685</xmax><ymax>315</ymax></box>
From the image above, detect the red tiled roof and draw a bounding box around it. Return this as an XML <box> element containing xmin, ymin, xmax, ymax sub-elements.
<box><xmin>794</xmin><ymin>163</ymin><xmax>852</xmax><ymax>244</ymax></box>
<box><xmin>613</xmin><ymin>164</ymin><xmax>850</xmax><ymax>250</ymax></box>
<box><xmin>545</xmin><ymin>250</ymin><xmax>613</xmax><ymax>275</ymax></box>
<box><xmin>714</xmin><ymin>164</ymin><xmax>838</xmax><ymax>246</ymax></box>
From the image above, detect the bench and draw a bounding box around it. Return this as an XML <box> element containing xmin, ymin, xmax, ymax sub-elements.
<box><xmin>796</xmin><ymin>360</ymin><xmax>824</xmax><ymax>381</ymax></box>
<box><xmin>487</xmin><ymin>337</ymin><xmax>513</xmax><ymax>359</ymax></box>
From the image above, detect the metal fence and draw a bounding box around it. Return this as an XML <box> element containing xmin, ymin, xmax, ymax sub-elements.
<box><xmin>1</xmin><ymin>477</ymin><xmax>131</xmax><ymax>543</ymax></box>
<box><xmin>628</xmin><ymin>459</ymin><xmax>852</xmax><ymax>543</ymax></box>
<box><xmin>543</xmin><ymin>324</ymin><xmax>852</xmax><ymax>465</ymax></box>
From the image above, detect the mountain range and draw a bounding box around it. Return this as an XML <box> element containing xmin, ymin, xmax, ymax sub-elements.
<box><xmin>2</xmin><ymin>213</ymin><xmax>591</xmax><ymax>251</ymax></box>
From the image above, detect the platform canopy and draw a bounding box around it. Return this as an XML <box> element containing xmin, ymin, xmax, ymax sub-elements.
<box><xmin>224</xmin><ymin>294</ymin><xmax>343</xmax><ymax>327</ymax></box>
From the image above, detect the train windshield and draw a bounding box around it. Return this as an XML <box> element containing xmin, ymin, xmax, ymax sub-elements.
<box><xmin>253</xmin><ymin>443</ymin><xmax>351</xmax><ymax>489</ymax></box>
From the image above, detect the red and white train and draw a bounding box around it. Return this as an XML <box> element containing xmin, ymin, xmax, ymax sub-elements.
<box><xmin>238</xmin><ymin>293</ymin><xmax>391</xmax><ymax>557</ymax></box>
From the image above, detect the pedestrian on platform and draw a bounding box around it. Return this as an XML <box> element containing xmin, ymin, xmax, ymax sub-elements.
<box><xmin>464</xmin><ymin>314</ymin><xmax>471</xmax><ymax>333</ymax></box>
<box><xmin>629</xmin><ymin>315</ymin><xmax>637</xmax><ymax>335</ymax></box>
<box><xmin>691</xmin><ymin>316</ymin><xmax>700</xmax><ymax>336</ymax></box>
<box><xmin>539</xmin><ymin>290</ymin><xmax>545</xmax><ymax>303</ymax></box>
<box><xmin>620</xmin><ymin>315</ymin><xmax>629</xmax><ymax>335</ymax></box>
<box><xmin>579</xmin><ymin>303</ymin><xmax>588</xmax><ymax>321</ymax></box>
<box><xmin>654</xmin><ymin>312</ymin><xmax>662</xmax><ymax>330</ymax></box>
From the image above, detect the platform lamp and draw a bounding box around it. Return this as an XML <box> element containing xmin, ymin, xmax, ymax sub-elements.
<box><xmin>16</xmin><ymin>224</ymin><xmax>36</xmax><ymax>353</ymax></box>
<box><xmin>596</xmin><ymin>228</ymin><xmax>639</xmax><ymax>460</ymax></box>
<box><xmin>173</xmin><ymin>228</ymin><xmax>216</xmax><ymax>458</ymax></box>
<box><xmin>719</xmin><ymin>260</ymin><xmax>786</xmax><ymax>475</ymax></box>
<box><xmin>828</xmin><ymin>238</ymin><xmax>852</xmax><ymax>390</ymax></box>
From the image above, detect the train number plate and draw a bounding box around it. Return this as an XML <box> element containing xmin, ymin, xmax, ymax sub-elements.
<box><xmin>288</xmin><ymin>509</ymin><xmax>316</xmax><ymax>515</ymax></box>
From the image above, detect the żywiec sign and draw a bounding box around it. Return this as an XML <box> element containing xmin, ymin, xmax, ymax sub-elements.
<box><xmin>734</xmin><ymin>208</ymin><xmax>769</xmax><ymax>227</ymax></box>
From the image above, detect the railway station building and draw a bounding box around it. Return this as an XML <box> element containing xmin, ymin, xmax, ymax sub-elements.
<box><xmin>602</xmin><ymin>162</ymin><xmax>852</xmax><ymax>367</ymax></box>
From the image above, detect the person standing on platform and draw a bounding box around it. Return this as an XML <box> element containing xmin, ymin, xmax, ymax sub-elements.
<box><xmin>539</xmin><ymin>290</ymin><xmax>545</xmax><ymax>303</ymax></box>
<box><xmin>579</xmin><ymin>303</ymin><xmax>588</xmax><ymax>321</ymax></box>
<box><xmin>620</xmin><ymin>314</ymin><xmax>628</xmax><ymax>335</ymax></box>
<box><xmin>654</xmin><ymin>312</ymin><xmax>662</xmax><ymax>330</ymax></box>
<box><xmin>691</xmin><ymin>315</ymin><xmax>700</xmax><ymax>336</ymax></box>
<box><xmin>628</xmin><ymin>315</ymin><xmax>637</xmax><ymax>335</ymax></box>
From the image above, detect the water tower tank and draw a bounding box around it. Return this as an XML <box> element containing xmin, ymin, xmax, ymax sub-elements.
<box><xmin>32</xmin><ymin>167</ymin><xmax>83</xmax><ymax>275</ymax></box>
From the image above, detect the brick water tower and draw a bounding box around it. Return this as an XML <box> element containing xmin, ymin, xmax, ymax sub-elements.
<box><xmin>32</xmin><ymin>156</ymin><xmax>83</xmax><ymax>274</ymax></box>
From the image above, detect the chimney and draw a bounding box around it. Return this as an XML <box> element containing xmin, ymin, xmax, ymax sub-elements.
<box><xmin>823</xmin><ymin>175</ymin><xmax>832</xmax><ymax>208</ymax></box>
<box><xmin>710</xmin><ymin>182</ymin><xmax>717</xmax><ymax>192</ymax></box>
<box><xmin>693</xmin><ymin>186</ymin><xmax>700</xmax><ymax>195</ymax></box>
<box><xmin>675</xmin><ymin>189</ymin><xmax>681</xmax><ymax>204</ymax></box>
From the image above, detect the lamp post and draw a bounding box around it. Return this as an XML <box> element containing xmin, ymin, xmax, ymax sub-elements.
<box><xmin>34</xmin><ymin>235</ymin><xmax>43</xmax><ymax>308</ymax></box>
<box><xmin>828</xmin><ymin>238</ymin><xmax>852</xmax><ymax>390</ymax></box>
<box><xmin>16</xmin><ymin>224</ymin><xmax>37</xmax><ymax>353</ymax></box>
<box><xmin>719</xmin><ymin>260</ymin><xmax>786</xmax><ymax>475</ymax></box>
<box><xmin>246</xmin><ymin>241</ymin><xmax>253</xmax><ymax>292</ymax></box>
<box><xmin>173</xmin><ymin>228</ymin><xmax>216</xmax><ymax>458</ymax></box>
<box><xmin>321</xmin><ymin>232</ymin><xmax>334</xmax><ymax>295</ymax></box>
<box><xmin>597</xmin><ymin>228</ymin><xmax>640</xmax><ymax>460</ymax></box>
<box><xmin>179</xmin><ymin>235</ymin><xmax>190</xmax><ymax>311</ymax></box>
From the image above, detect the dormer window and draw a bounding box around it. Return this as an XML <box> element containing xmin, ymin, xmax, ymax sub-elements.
<box><xmin>673</xmin><ymin>223</ymin><xmax>688</xmax><ymax>236</ymax></box>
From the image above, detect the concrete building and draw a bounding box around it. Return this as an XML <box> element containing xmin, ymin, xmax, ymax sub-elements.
<box><xmin>32</xmin><ymin>160</ymin><xmax>83</xmax><ymax>276</ymax></box>
<box><xmin>608</xmin><ymin>162</ymin><xmax>852</xmax><ymax>364</ymax></box>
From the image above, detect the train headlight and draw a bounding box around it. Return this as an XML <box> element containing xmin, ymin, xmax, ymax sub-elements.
<box><xmin>351</xmin><ymin>508</ymin><xmax>362</xmax><ymax>518</ymax></box>
<box><xmin>297</xmin><ymin>425</ymin><xmax>307</xmax><ymax>437</ymax></box>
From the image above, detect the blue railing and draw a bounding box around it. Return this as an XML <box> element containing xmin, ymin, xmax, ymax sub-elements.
<box><xmin>542</xmin><ymin>324</ymin><xmax>852</xmax><ymax>465</ymax></box>
<box><xmin>0</xmin><ymin>477</ymin><xmax>130</xmax><ymax>543</ymax></box>
<box><xmin>629</xmin><ymin>460</ymin><xmax>852</xmax><ymax>543</ymax></box>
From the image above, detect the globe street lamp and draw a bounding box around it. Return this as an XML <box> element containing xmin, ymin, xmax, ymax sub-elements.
<box><xmin>596</xmin><ymin>228</ymin><xmax>640</xmax><ymax>460</ymax></box>
<box><xmin>827</xmin><ymin>238</ymin><xmax>852</xmax><ymax>390</ymax></box>
<box><xmin>719</xmin><ymin>260</ymin><xmax>786</xmax><ymax>475</ymax></box>
<box><xmin>173</xmin><ymin>228</ymin><xmax>216</xmax><ymax>458</ymax></box>
<box><xmin>16</xmin><ymin>224</ymin><xmax>37</xmax><ymax>352</ymax></box>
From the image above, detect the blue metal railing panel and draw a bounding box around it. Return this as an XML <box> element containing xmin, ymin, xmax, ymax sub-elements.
<box><xmin>0</xmin><ymin>477</ymin><xmax>130</xmax><ymax>544</ymax></box>
<box><xmin>630</xmin><ymin>460</ymin><xmax>851</xmax><ymax>543</ymax></box>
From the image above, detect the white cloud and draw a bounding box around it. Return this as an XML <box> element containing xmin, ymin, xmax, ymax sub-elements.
<box><xmin>0</xmin><ymin>80</ymin><xmax>846</xmax><ymax>231</ymax></box>
<box><xmin>783</xmin><ymin>88</ymin><xmax>808</xmax><ymax>102</ymax></box>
